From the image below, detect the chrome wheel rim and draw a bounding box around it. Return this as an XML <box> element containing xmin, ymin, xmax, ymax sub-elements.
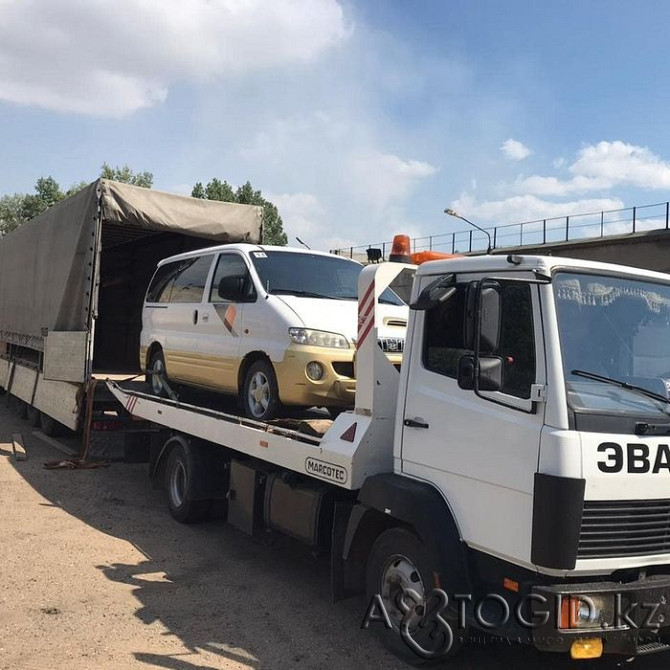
<box><xmin>248</xmin><ymin>370</ymin><xmax>270</xmax><ymax>418</ymax></box>
<box><xmin>169</xmin><ymin>459</ymin><xmax>186</xmax><ymax>507</ymax></box>
<box><xmin>151</xmin><ymin>358</ymin><xmax>164</xmax><ymax>395</ymax></box>
<box><xmin>380</xmin><ymin>553</ymin><xmax>426</xmax><ymax>632</ymax></box>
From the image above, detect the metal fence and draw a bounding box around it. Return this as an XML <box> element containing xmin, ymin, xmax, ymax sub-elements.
<box><xmin>331</xmin><ymin>201</ymin><xmax>670</xmax><ymax>261</ymax></box>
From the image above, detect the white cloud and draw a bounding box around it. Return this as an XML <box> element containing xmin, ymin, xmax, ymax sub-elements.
<box><xmin>349</xmin><ymin>151</ymin><xmax>438</xmax><ymax>211</ymax></box>
<box><xmin>0</xmin><ymin>0</ymin><xmax>349</xmax><ymax>117</ymax></box>
<box><xmin>515</xmin><ymin>141</ymin><xmax>670</xmax><ymax>196</ymax></box>
<box><xmin>500</xmin><ymin>138</ymin><xmax>531</xmax><ymax>161</ymax></box>
<box><xmin>449</xmin><ymin>193</ymin><xmax>625</xmax><ymax>226</ymax></box>
<box><xmin>269</xmin><ymin>191</ymin><xmax>327</xmax><ymax>242</ymax></box>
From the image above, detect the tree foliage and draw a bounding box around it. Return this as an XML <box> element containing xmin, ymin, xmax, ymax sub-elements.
<box><xmin>192</xmin><ymin>178</ymin><xmax>288</xmax><ymax>246</ymax></box>
<box><xmin>101</xmin><ymin>162</ymin><xmax>153</xmax><ymax>188</ymax></box>
<box><xmin>0</xmin><ymin>164</ymin><xmax>153</xmax><ymax>237</ymax></box>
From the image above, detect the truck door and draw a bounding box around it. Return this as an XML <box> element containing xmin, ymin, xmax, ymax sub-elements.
<box><xmin>400</xmin><ymin>277</ymin><xmax>545</xmax><ymax>568</ymax></box>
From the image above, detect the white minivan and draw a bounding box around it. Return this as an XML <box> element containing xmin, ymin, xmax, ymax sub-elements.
<box><xmin>140</xmin><ymin>244</ymin><xmax>408</xmax><ymax>420</ymax></box>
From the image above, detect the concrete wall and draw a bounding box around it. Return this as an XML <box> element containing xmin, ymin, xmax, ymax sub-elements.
<box><xmin>493</xmin><ymin>228</ymin><xmax>670</xmax><ymax>274</ymax></box>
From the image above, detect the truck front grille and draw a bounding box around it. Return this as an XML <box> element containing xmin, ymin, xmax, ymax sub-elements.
<box><xmin>578</xmin><ymin>499</ymin><xmax>670</xmax><ymax>559</ymax></box>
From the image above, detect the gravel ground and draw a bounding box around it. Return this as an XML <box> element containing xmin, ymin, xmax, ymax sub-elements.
<box><xmin>0</xmin><ymin>401</ymin><xmax>668</xmax><ymax>670</ymax></box>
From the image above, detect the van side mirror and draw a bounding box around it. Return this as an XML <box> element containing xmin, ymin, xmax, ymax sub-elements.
<box><xmin>457</xmin><ymin>355</ymin><xmax>503</xmax><ymax>392</ymax></box>
<box><xmin>464</xmin><ymin>281</ymin><xmax>502</xmax><ymax>354</ymax></box>
<box><xmin>217</xmin><ymin>275</ymin><xmax>245</xmax><ymax>301</ymax></box>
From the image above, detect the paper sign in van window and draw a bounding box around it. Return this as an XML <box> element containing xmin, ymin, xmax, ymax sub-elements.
<box><xmin>253</xmin><ymin>252</ymin><xmax>268</xmax><ymax>258</ymax></box>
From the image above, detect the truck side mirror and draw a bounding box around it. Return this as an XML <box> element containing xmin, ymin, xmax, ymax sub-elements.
<box><xmin>457</xmin><ymin>355</ymin><xmax>503</xmax><ymax>392</ymax></box>
<box><xmin>464</xmin><ymin>281</ymin><xmax>502</xmax><ymax>354</ymax></box>
<box><xmin>479</xmin><ymin>285</ymin><xmax>501</xmax><ymax>354</ymax></box>
<box><xmin>217</xmin><ymin>275</ymin><xmax>245</xmax><ymax>301</ymax></box>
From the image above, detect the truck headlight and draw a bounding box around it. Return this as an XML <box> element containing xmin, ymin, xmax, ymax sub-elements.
<box><xmin>289</xmin><ymin>328</ymin><xmax>349</xmax><ymax>349</ymax></box>
<box><xmin>559</xmin><ymin>594</ymin><xmax>614</xmax><ymax>630</ymax></box>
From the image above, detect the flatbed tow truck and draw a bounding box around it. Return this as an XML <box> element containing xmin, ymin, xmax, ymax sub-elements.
<box><xmin>108</xmin><ymin>244</ymin><xmax>670</xmax><ymax>663</ymax></box>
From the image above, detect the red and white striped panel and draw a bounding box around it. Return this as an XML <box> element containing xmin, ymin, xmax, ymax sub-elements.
<box><xmin>357</xmin><ymin>279</ymin><xmax>376</xmax><ymax>348</ymax></box>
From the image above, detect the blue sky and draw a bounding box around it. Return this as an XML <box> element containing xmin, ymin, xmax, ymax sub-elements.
<box><xmin>2</xmin><ymin>0</ymin><xmax>670</xmax><ymax>250</ymax></box>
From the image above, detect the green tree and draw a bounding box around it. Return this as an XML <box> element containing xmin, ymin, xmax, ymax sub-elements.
<box><xmin>101</xmin><ymin>162</ymin><xmax>153</xmax><ymax>188</ymax></box>
<box><xmin>20</xmin><ymin>176</ymin><xmax>65</xmax><ymax>221</ymax></box>
<box><xmin>194</xmin><ymin>178</ymin><xmax>287</xmax><ymax>246</ymax></box>
<box><xmin>0</xmin><ymin>163</ymin><xmax>153</xmax><ymax>236</ymax></box>
<box><xmin>191</xmin><ymin>182</ymin><xmax>206</xmax><ymax>199</ymax></box>
<box><xmin>0</xmin><ymin>193</ymin><xmax>26</xmax><ymax>237</ymax></box>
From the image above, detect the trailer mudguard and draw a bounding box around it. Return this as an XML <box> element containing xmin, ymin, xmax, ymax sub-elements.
<box><xmin>341</xmin><ymin>473</ymin><xmax>471</xmax><ymax>596</ymax></box>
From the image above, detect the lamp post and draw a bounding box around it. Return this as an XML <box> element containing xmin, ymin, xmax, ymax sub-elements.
<box><xmin>444</xmin><ymin>208</ymin><xmax>492</xmax><ymax>254</ymax></box>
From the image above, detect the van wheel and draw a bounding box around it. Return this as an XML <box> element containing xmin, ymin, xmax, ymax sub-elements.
<box><xmin>148</xmin><ymin>350</ymin><xmax>168</xmax><ymax>397</ymax></box>
<box><xmin>242</xmin><ymin>360</ymin><xmax>281</xmax><ymax>421</ymax></box>
<box><xmin>165</xmin><ymin>443</ymin><xmax>209</xmax><ymax>523</ymax></box>
<box><xmin>365</xmin><ymin>527</ymin><xmax>461</xmax><ymax>665</ymax></box>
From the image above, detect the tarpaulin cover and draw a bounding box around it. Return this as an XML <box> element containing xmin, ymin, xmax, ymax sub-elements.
<box><xmin>0</xmin><ymin>179</ymin><xmax>262</xmax><ymax>349</ymax></box>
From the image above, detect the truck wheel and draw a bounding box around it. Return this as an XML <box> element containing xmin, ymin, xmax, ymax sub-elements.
<box><xmin>365</xmin><ymin>527</ymin><xmax>461</xmax><ymax>665</ymax></box>
<box><xmin>165</xmin><ymin>443</ymin><xmax>209</xmax><ymax>523</ymax></box>
<box><xmin>148</xmin><ymin>350</ymin><xmax>169</xmax><ymax>397</ymax></box>
<box><xmin>242</xmin><ymin>360</ymin><xmax>281</xmax><ymax>421</ymax></box>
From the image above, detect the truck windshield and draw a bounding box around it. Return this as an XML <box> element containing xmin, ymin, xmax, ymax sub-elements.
<box><xmin>249</xmin><ymin>250</ymin><xmax>404</xmax><ymax>305</ymax></box>
<box><xmin>554</xmin><ymin>271</ymin><xmax>670</xmax><ymax>426</ymax></box>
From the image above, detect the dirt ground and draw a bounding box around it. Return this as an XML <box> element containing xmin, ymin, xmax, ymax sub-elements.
<box><xmin>0</xmin><ymin>402</ymin><xmax>668</xmax><ymax>670</ymax></box>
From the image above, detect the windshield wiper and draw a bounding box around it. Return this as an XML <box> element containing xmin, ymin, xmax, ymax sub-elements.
<box><xmin>571</xmin><ymin>369</ymin><xmax>670</xmax><ymax>406</ymax></box>
<box><xmin>270</xmin><ymin>288</ymin><xmax>346</xmax><ymax>300</ymax></box>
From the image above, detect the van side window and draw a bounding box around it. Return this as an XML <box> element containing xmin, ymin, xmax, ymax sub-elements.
<box><xmin>146</xmin><ymin>261</ymin><xmax>181</xmax><ymax>303</ymax></box>
<box><xmin>170</xmin><ymin>256</ymin><xmax>212</xmax><ymax>303</ymax></box>
<box><xmin>209</xmin><ymin>254</ymin><xmax>255</xmax><ymax>302</ymax></box>
<box><xmin>423</xmin><ymin>282</ymin><xmax>536</xmax><ymax>399</ymax></box>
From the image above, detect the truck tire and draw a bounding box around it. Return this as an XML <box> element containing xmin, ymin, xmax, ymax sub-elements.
<box><xmin>165</xmin><ymin>443</ymin><xmax>209</xmax><ymax>523</ymax></box>
<box><xmin>242</xmin><ymin>359</ymin><xmax>281</xmax><ymax>421</ymax></box>
<box><xmin>365</xmin><ymin>527</ymin><xmax>461</xmax><ymax>665</ymax></box>
<box><xmin>148</xmin><ymin>350</ymin><xmax>169</xmax><ymax>398</ymax></box>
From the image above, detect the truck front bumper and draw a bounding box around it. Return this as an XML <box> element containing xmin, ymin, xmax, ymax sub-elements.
<box><xmin>532</xmin><ymin>575</ymin><xmax>670</xmax><ymax>656</ymax></box>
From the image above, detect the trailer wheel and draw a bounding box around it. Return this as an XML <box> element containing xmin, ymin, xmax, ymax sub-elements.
<box><xmin>165</xmin><ymin>443</ymin><xmax>209</xmax><ymax>523</ymax></box>
<box><xmin>365</xmin><ymin>527</ymin><xmax>461</xmax><ymax>665</ymax></box>
<box><xmin>242</xmin><ymin>359</ymin><xmax>281</xmax><ymax>421</ymax></box>
<box><xmin>148</xmin><ymin>350</ymin><xmax>169</xmax><ymax>398</ymax></box>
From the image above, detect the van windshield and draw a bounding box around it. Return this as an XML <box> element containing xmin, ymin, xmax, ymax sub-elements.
<box><xmin>249</xmin><ymin>250</ymin><xmax>404</xmax><ymax>305</ymax></box>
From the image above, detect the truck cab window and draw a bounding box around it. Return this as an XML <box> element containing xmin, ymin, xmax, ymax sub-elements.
<box><xmin>423</xmin><ymin>281</ymin><xmax>536</xmax><ymax>399</ymax></box>
<box><xmin>423</xmin><ymin>284</ymin><xmax>471</xmax><ymax>378</ymax></box>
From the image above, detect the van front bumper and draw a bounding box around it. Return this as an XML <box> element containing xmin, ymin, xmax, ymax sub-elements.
<box><xmin>275</xmin><ymin>344</ymin><xmax>402</xmax><ymax>408</ymax></box>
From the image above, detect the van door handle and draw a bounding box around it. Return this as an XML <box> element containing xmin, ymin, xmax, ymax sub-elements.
<box><xmin>193</xmin><ymin>309</ymin><xmax>198</xmax><ymax>325</ymax></box>
<box><xmin>404</xmin><ymin>418</ymin><xmax>429</xmax><ymax>429</ymax></box>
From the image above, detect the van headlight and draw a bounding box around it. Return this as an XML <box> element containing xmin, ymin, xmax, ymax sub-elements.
<box><xmin>289</xmin><ymin>328</ymin><xmax>349</xmax><ymax>349</ymax></box>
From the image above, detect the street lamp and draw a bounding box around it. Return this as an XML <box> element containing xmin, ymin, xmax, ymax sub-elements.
<box><xmin>444</xmin><ymin>208</ymin><xmax>493</xmax><ymax>254</ymax></box>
